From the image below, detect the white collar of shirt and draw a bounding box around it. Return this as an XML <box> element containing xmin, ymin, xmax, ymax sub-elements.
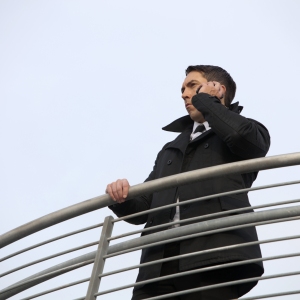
<box><xmin>190</xmin><ymin>121</ymin><xmax>211</xmax><ymax>141</ymax></box>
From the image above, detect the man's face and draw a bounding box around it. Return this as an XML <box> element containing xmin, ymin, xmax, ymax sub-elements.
<box><xmin>181</xmin><ymin>71</ymin><xmax>207</xmax><ymax>123</ymax></box>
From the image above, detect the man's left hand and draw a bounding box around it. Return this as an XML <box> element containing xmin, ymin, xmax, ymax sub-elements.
<box><xmin>197</xmin><ymin>81</ymin><xmax>225</xmax><ymax>105</ymax></box>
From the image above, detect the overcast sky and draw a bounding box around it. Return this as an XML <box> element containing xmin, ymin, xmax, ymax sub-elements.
<box><xmin>1</xmin><ymin>1</ymin><xmax>300</xmax><ymax>299</ymax></box>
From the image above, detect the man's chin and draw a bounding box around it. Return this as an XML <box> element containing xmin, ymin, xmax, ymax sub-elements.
<box><xmin>189</xmin><ymin>112</ymin><xmax>205</xmax><ymax>123</ymax></box>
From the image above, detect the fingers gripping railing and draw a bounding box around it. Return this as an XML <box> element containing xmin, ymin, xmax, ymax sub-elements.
<box><xmin>2</xmin><ymin>152</ymin><xmax>300</xmax><ymax>249</ymax></box>
<box><xmin>2</xmin><ymin>184</ymin><xmax>300</xmax><ymax>281</ymax></box>
<box><xmin>1</xmin><ymin>152</ymin><xmax>300</xmax><ymax>299</ymax></box>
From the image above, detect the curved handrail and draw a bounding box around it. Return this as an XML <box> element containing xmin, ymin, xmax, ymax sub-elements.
<box><xmin>1</xmin><ymin>152</ymin><xmax>300</xmax><ymax>249</ymax></box>
<box><xmin>2</xmin><ymin>205</ymin><xmax>300</xmax><ymax>299</ymax></box>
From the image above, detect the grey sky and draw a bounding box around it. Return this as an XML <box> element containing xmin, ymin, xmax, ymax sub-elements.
<box><xmin>1</xmin><ymin>1</ymin><xmax>300</xmax><ymax>299</ymax></box>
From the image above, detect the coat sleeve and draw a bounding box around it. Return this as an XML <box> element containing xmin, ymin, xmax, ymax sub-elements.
<box><xmin>192</xmin><ymin>93</ymin><xmax>271</xmax><ymax>159</ymax></box>
<box><xmin>108</xmin><ymin>143</ymin><xmax>170</xmax><ymax>225</ymax></box>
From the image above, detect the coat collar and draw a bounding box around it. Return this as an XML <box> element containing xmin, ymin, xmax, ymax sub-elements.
<box><xmin>164</xmin><ymin>128</ymin><xmax>191</xmax><ymax>153</ymax></box>
<box><xmin>162</xmin><ymin>115</ymin><xmax>193</xmax><ymax>133</ymax></box>
<box><xmin>162</xmin><ymin>101</ymin><xmax>243</xmax><ymax>133</ymax></box>
<box><xmin>164</xmin><ymin>124</ymin><xmax>214</xmax><ymax>154</ymax></box>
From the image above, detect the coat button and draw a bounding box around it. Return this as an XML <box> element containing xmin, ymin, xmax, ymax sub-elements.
<box><xmin>182</xmin><ymin>205</ymin><xmax>189</xmax><ymax>211</ymax></box>
<box><xmin>167</xmin><ymin>159</ymin><xmax>172</xmax><ymax>165</ymax></box>
<box><xmin>204</xmin><ymin>143</ymin><xmax>209</xmax><ymax>149</ymax></box>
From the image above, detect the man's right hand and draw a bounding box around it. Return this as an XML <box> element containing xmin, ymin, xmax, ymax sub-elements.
<box><xmin>106</xmin><ymin>179</ymin><xmax>130</xmax><ymax>203</ymax></box>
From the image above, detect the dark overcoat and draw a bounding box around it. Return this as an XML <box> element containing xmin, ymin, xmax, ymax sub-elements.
<box><xmin>110</xmin><ymin>93</ymin><xmax>271</xmax><ymax>290</ymax></box>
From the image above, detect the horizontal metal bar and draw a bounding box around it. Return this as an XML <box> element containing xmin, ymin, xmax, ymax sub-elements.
<box><xmin>105</xmin><ymin>208</ymin><xmax>300</xmax><ymax>258</ymax></box>
<box><xmin>100</xmin><ymin>233</ymin><xmax>300</xmax><ymax>278</ymax></box>
<box><xmin>0</xmin><ymin>259</ymin><xmax>94</xmax><ymax>300</ymax></box>
<box><xmin>241</xmin><ymin>289</ymin><xmax>300</xmax><ymax>299</ymax></box>
<box><xmin>145</xmin><ymin>270</ymin><xmax>300</xmax><ymax>300</ymax></box>
<box><xmin>105</xmin><ymin>216</ymin><xmax>300</xmax><ymax>258</ymax></box>
<box><xmin>20</xmin><ymin>277</ymin><xmax>90</xmax><ymax>300</ymax></box>
<box><xmin>6</xmin><ymin>180</ymin><xmax>298</xmax><ymax>268</ymax></box>
<box><xmin>112</xmin><ymin>179</ymin><xmax>300</xmax><ymax>225</ymax></box>
<box><xmin>69</xmin><ymin>281</ymin><xmax>300</xmax><ymax>300</ymax></box>
<box><xmin>109</xmin><ymin>196</ymin><xmax>300</xmax><ymax>241</ymax></box>
<box><xmin>2</xmin><ymin>153</ymin><xmax>300</xmax><ymax>248</ymax></box>
<box><xmin>4</xmin><ymin>197</ymin><xmax>299</xmax><ymax>278</ymax></box>
<box><xmin>1</xmin><ymin>253</ymin><xmax>97</xmax><ymax>299</ymax></box>
<box><xmin>0</xmin><ymin>222</ymin><xmax>103</xmax><ymax>263</ymax></box>
<box><xmin>0</xmin><ymin>240</ymin><xmax>98</xmax><ymax>278</ymax></box>
<box><xmin>96</xmin><ymin>252</ymin><xmax>300</xmax><ymax>296</ymax></box>
<box><xmin>3</xmin><ymin>207</ymin><xmax>300</xmax><ymax>299</ymax></box>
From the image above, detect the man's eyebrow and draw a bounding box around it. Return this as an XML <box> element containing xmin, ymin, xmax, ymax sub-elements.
<box><xmin>187</xmin><ymin>80</ymin><xmax>200</xmax><ymax>85</ymax></box>
<box><xmin>181</xmin><ymin>80</ymin><xmax>200</xmax><ymax>93</ymax></box>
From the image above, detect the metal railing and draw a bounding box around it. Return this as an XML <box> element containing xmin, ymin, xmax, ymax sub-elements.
<box><xmin>1</xmin><ymin>153</ymin><xmax>300</xmax><ymax>299</ymax></box>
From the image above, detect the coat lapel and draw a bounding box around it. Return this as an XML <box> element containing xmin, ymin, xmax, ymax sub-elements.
<box><xmin>165</xmin><ymin>129</ymin><xmax>191</xmax><ymax>154</ymax></box>
<box><xmin>164</xmin><ymin>127</ymin><xmax>214</xmax><ymax>153</ymax></box>
<box><xmin>162</xmin><ymin>115</ymin><xmax>193</xmax><ymax>133</ymax></box>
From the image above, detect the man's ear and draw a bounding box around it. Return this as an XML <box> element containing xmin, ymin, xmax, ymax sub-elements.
<box><xmin>220</xmin><ymin>85</ymin><xmax>226</xmax><ymax>106</ymax></box>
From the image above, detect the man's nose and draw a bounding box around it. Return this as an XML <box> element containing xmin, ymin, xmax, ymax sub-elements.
<box><xmin>181</xmin><ymin>89</ymin><xmax>191</xmax><ymax>101</ymax></box>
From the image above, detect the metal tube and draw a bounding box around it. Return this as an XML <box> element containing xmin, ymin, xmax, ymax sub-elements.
<box><xmin>0</xmin><ymin>241</ymin><xmax>98</xmax><ymax>278</ymax></box>
<box><xmin>95</xmin><ymin>252</ymin><xmax>300</xmax><ymax>296</ymax></box>
<box><xmin>241</xmin><ymin>289</ymin><xmax>300</xmax><ymax>299</ymax></box>
<box><xmin>105</xmin><ymin>205</ymin><xmax>300</xmax><ymax>258</ymax></box>
<box><xmin>112</xmin><ymin>179</ymin><xmax>300</xmax><ymax>224</ymax></box>
<box><xmin>85</xmin><ymin>216</ymin><xmax>114</xmax><ymax>300</ymax></box>
<box><xmin>104</xmin><ymin>216</ymin><xmax>300</xmax><ymax>258</ymax></box>
<box><xmin>99</xmin><ymin>234</ymin><xmax>300</xmax><ymax>278</ymax></box>
<box><xmin>145</xmin><ymin>271</ymin><xmax>300</xmax><ymax>300</ymax></box>
<box><xmin>20</xmin><ymin>278</ymin><xmax>90</xmax><ymax>300</ymax></box>
<box><xmin>2</xmin><ymin>207</ymin><xmax>300</xmax><ymax>298</ymax></box>
<box><xmin>0</xmin><ymin>259</ymin><xmax>94</xmax><ymax>300</ymax></box>
<box><xmin>0</xmin><ymin>251</ymin><xmax>95</xmax><ymax>294</ymax></box>
<box><xmin>0</xmin><ymin>221</ymin><xmax>103</xmax><ymax>263</ymax></box>
<box><xmin>3</xmin><ymin>190</ymin><xmax>299</xmax><ymax>274</ymax></box>
<box><xmin>4</xmin><ymin>181</ymin><xmax>298</xmax><ymax>267</ymax></box>
<box><xmin>2</xmin><ymin>153</ymin><xmax>300</xmax><ymax>248</ymax></box>
<box><xmin>109</xmin><ymin>197</ymin><xmax>300</xmax><ymax>240</ymax></box>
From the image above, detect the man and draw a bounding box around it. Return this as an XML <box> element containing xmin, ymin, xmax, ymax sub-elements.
<box><xmin>106</xmin><ymin>65</ymin><xmax>270</xmax><ymax>299</ymax></box>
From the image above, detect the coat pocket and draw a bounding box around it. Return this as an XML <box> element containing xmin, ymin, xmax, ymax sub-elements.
<box><xmin>141</xmin><ymin>217</ymin><xmax>154</xmax><ymax>236</ymax></box>
<box><xmin>219</xmin><ymin>195</ymin><xmax>253</xmax><ymax>214</ymax></box>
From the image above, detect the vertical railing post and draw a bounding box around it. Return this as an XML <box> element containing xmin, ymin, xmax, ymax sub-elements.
<box><xmin>85</xmin><ymin>215</ymin><xmax>114</xmax><ymax>300</ymax></box>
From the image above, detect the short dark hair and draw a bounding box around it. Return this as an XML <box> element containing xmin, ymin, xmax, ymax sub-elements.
<box><xmin>185</xmin><ymin>65</ymin><xmax>236</xmax><ymax>106</ymax></box>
